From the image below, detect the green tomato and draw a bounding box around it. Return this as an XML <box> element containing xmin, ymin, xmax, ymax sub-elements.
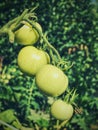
<box><xmin>35</xmin><ymin>64</ymin><xmax>68</xmax><ymax>97</ymax></box>
<box><xmin>17</xmin><ymin>46</ymin><xmax>49</xmax><ymax>75</ymax></box>
<box><xmin>51</xmin><ymin>99</ymin><xmax>74</xmax><ymax>120</ymax></box>
<box><xmin>15</xmin><ymin>22</ymin><xmax>42</xmax><ymax>45</ymax></box>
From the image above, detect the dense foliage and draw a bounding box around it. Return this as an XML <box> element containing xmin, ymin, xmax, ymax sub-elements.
<box><xmin>0</xmin><ymin>0</ymin><xmax>98</xmax><ymax>130</ymax></box>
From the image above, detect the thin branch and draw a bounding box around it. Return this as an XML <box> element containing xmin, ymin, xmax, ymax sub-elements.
<box><xmin>0</xmin><ymin>120</ymin><xmax>19</xmax><ymax>130</ymax></box>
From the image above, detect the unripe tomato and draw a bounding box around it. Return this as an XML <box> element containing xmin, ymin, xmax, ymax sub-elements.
<box><xmin>15</xmin><ymin>22</ymin><xmax>42</xmax><ymax>45</ymax></box>
<box><xmin>17</xmin><ymin>46</ymin><xmax>49</xmax><ymax>75</ymax></box>
<box><xmin>51</xmin><ymin>99</ymin><xmax>74</xmax><ymax>120</ymax></box>
<box><xmin>35</xmin><ymin>64</ymin><xmax>68</xmax><ymax>97</ymax></box>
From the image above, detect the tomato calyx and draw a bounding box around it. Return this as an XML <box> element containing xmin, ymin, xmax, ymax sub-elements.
<box><xmin>63</xmin><ymin>89</ymin><xmax>82</xmax><ymax>115</ymax></box>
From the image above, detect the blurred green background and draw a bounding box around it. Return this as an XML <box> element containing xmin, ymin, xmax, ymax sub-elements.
<box><xmin>0</xmin><ymin>0</ymin><xmax>98</xmax><ymax>130</ymax></box>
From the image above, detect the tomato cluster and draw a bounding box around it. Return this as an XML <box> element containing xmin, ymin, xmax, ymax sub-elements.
<box><xmin>15</xmin><ymin>21</ymin><xmax>74</xmax><ymax>121</ymax></box>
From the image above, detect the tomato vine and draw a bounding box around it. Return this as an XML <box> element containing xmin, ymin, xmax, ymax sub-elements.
<box><xmin>0</xmin><ymin>7</ymin><xmax>81</xmax><ymax>130</ymax></box>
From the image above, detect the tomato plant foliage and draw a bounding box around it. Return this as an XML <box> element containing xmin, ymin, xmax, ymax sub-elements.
<box><xmin>0</xmin><ymin>0</ymin><xmax>98</xmax><ymax>130</ymax></box>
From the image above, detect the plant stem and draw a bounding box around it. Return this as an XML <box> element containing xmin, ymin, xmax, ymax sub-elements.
<box><xmin>58</xmin><ymin>119</ymin><xmax>69</xmax><ymax>129</ymax></box>
<box><xmin>15</xmin><ymin>9</ymin><xmax>28</xmax><ymax>26</ymax></box>
<box><xmin>54</xmin><ymin>119</ymin><xmax>68</xmax><ymax>130</ymax></box>
<box><xmin>0</xmin><ymin>120</ymin><xmax>19</xmax><ymax>130</ymax></box>
<box><xmin>26</xmin><ymin>79</ymin><xmax>35</xmax><ymax>116</ymax></box>
<box><xmin>42</xmin><ymin>35</ymin><xmax>61</xmax><ymax>61</ymax></box>
<box><xmin>28</xmin><ymin>81</ymin><xmax>35</xmax><ymax>106</ymax></box>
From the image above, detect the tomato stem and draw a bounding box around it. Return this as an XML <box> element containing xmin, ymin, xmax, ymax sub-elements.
<box><xmin>58</xmin><ymin>119</ymin><xmax>69</xmax><ymax>129</ymax></box>
<box><xmin>42</xmin><ymin>35</ymin><xmax>61</xmax><ymax>61</ymax></box>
